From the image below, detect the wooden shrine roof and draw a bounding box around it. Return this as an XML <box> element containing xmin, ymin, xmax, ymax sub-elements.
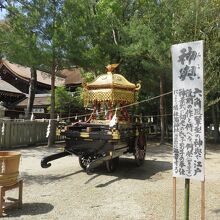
<box><xmin>1</xmin><ymin>60</ymin><xmax>65</xmax><ymax>87</ymax></box>
<box><xmin>0</xmin><ymin>79</ymin><xmax>24</xmax><ymax>94</ymax></box>
<box><xmin>16</xmin><ymin>94</ymin><xmax>51</xmax><ymax>107</ymax></box>
<box><xmin>60</xmin><ymin>68</ymin><xmax>82</xmax><ymax>85</ymax></box>
<box><xmin>1</xmin><ymin>60</ymin><xmax>83</xmax><ymax>87</ymax></box>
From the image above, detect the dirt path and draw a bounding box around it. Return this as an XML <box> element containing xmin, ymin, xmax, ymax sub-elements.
<box><xmin>3</xmin><ymin>141</ymin><xmax>220</xmax><ymax>220</ymax></box>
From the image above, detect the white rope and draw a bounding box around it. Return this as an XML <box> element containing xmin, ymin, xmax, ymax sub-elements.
<box><xmin>134</xmin><ymin>113</ymin><xmax>172</xmax><ymax>118</ymax></box>
<box><xmin>0</xmin><ymin>91</ymin><xmax>173</xmax><ymax>122</ymax></box>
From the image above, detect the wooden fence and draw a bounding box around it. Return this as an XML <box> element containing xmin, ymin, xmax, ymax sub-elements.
<box><xmin>0</xmin><ymin>120</ymin><xmax>64</xmax><ymax>148</ymax></box>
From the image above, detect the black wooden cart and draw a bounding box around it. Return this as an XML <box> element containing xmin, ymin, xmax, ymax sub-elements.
<box><xmin>41</xmin><ymin>65</ymin><xmax>147</xmax><ymax>173</ymax></box>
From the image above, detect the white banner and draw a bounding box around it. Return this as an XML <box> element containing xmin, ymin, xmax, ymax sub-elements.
<box><xmin>171</xmin><ymin>40</ymin><xmax>204</xmax><ymax>181</ymax></box>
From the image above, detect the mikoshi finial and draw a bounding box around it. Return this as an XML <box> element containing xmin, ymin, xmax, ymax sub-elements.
<box><xmin>106</xmin><ymin>64</ymin><xmax>119</xmax><ymax>72</ymax></box>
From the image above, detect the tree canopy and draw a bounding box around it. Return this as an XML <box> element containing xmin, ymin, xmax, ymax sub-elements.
<box><xmin>0</xmin><ymin>0</ymin><xmax>219</xmax><ymax>142</ymax></box>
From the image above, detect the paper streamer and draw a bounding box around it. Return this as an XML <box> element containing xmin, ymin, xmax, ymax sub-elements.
<box><xmin>46</xmin><ymin>119</ymin><xmax>51</xmax><ymax>138</ymax></box>
<box><xmin>1</xmin><ymin>122</ymin><xmax>5</xmax><ymax>136</ymax></box>
<box><xmin>31</xmin><ymin>113</ymin><xmax>34</xmax><ymax>121</ymax></box>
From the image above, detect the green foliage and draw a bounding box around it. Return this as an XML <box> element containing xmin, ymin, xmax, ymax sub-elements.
<box><xmin>1</xmin><ymin>0</ymin><xmax>220</xmax><ymax>115</ymax></box>
<box><xmin>81</xmin><ymin>71</ymin><xmax>95</xmax><ymax>83</ymax></box>
<box><xmin>54</xmin><ymin>86</ymin><xmax>73</xmax><ymax>113</ymax></box>
<box><xmin>1</xmin><ymin>1</ymin><xmax>47</xmax><ymax>68</ymax></box>
<box><xmin>50</xmin><ymin>86</ymin><xmax>83</xmax><ymax>114</ymax></box>
<box><xmin>53</xmin><ymin>71</ymin><xmax>95</xmax><ymax>114</ymax></box>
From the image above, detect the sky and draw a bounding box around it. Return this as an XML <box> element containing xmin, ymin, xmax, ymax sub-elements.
<box><xmin>0</xmin><ymin>9</ymin><xmax>6</xmax><ymax>20</ymax></box>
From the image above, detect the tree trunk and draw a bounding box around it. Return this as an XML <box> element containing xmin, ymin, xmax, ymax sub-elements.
<box><xmin>47</xmin><ymin>62</ymin><xmax>56</xmax><ymax>147</ymax></box>
<box><xmin>211</xmin><ymin>104</ymin><xmax>220</xmax><ymax>143</ymax></box>
<box><xmin>160</xmin><ymin>73</ymin><xmax>165</xmax><ymax>144</ymax></box>
<box><xmin>25</xmin><ymin>67</ymin><xmax>37</xmax><ymax>119</ymax></box>
<box><xmin>163</xmin><ymin>74</ymin><xmax>169</xmax><ymax>141</ymax></box>
<box><xmin>164</xmin><ymin>104</ymin><xmax>169</xmax><ymax>141</ymax></box>
<box><xmin>48</xmin><ymin>0</ymin><xmax>57</xmax><ymax>147</ymax></box>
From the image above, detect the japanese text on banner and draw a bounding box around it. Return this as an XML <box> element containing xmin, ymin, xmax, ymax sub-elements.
<box><xmin>171</xmin><ymin>41</ymin><xmax>204</xmax><ymax>181</ymax></box>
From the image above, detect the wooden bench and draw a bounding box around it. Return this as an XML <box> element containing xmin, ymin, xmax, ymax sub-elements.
<box><xmin>0</xmin><ymin>179</ymin><xmax>23</xmax><ymax>216</ymax></box>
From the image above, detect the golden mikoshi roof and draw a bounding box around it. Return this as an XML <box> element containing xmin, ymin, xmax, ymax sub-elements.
<box><xmin>84</xmin><ymin>65</ymin><xmax>141</xmax><ymax>106</ymax></box>
<box><xmin>86</xmin><ymin>72</ymin><xmax>138</xmax><ymax>90</ymax></box>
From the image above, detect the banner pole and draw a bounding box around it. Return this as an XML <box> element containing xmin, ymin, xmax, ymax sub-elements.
<box><xmin>173</xmin><ymin>177</ymin><xmax>176</xmax><ymax>220</ymax></box>
<box><xmin>201</xmin><ymin>179</ymin><xmax>205</xmax><ymax>220</ymax></box>
<box><xmin>184</xmin><ymin>178</ymin><xmax>190</xmax><ymax>220</ymax></box>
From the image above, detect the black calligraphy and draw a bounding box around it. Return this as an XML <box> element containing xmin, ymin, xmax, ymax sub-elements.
<box><xmin>173</xmin><ymin>41</ymin><xmax>204</xmax><ymax>180</ymax></box>
<box><xmin>178</xmin><ymin>47</ymin><xmax>197</xmax><ymax>65</ymax></box>
<box><xmin>173</xmin><ymin>88</ymin><xmax>203</xmax><ymax>178</ymax></box>
<box><xmin>178</xmin><ymin>47</ymin><xmax>200</xmax><ymax>81</ymax></box>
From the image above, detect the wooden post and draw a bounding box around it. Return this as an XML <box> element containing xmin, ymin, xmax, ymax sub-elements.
<box><xmin>18</xmin><ymin>180</ymin><xmax>23</xmax><ymax>208</ymax></box>
<box><xmin>201</xmin><ymin>180</ymin><xmax>205</xmax><ymax>220</ymax></box>
<box><xmin>173</xmin><ymin>177</ymin><xmax>176</xmax><ymax>220</ymax></box>
<box><xmin>0</xmin><ymin>186</ymin><xmax>3</xmax><ymax>216</ymax></box>
<box><xmin>184</xmin><ymin>178</ymin><xmax>190</xmax><ymax>220</ymax></box>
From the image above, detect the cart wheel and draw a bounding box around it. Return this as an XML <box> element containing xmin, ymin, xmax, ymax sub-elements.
<box><xmin>79</xmin><ymin>155</ymin><xmax>89</xmax><ymax>170</ymax></box>
<box><xmin>105</xmin><ymin>157</ymin><xmax>119</xmax><ymax>172</ymax></box>
<box><xmin>134</xmin><ymin>133</ymin><xmax>146</xmax><ymax>166</ymax></box>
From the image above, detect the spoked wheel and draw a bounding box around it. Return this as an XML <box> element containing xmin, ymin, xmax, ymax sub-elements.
<box><xmin>79</xmin><ymin>155</ymin><xmax>91</xmax><ymax>170</ymax></box>
<box><xmin>105</xmin><ymin>157</ymin><xmax>119</xmax><ymax>173</ymax></box>
<box><xmin>134</xmin><ymin>133</ymin><xmax>146</xmax><ymax>166</ymax></box>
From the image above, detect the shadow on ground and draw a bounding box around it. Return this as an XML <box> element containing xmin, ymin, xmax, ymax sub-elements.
<box><xmin>21</xmin><ymin>157</ymin><xmax>171</xmax><ymax>188</ymax></box>
<box><xmin>4</xmin><ymin>202</ymin><xmax>54</xmax><ymax>217</ymax></box>
<box><xmin>146</xmin><ymin>143</ymin><xmax>172</xmax><ymax>157</ymax></box>
<box><xmin>21</xmin><ymin>170</ymin><xmax>83</xmax><ymax>185</ymax></box>
<box><xmin>212</xmin><ymin>209</ymin><xmax>220</xmax><ymax>214</ymax></box>
<box><xmin>20</xmin><ymin>145</ymin><xmax>65</xmax><ymax>159</ymax></box>
<box><xmin>85</xmin><ymin>158</ymin><xmax>172</xmax><ymax>187</ymax></box>
<box><xmin>205</xmin><ymin>142</ymin><xmax>220</xmax><ymax>152</ymax></box>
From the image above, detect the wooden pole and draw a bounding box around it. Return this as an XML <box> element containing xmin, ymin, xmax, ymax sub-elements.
<box><xmin>201</xmin><ymin>179</ymin><xmax>205</xmax><ymax>220</ymax></box>
<box><xmin>184</xmin><ymin>178</ymin><xmax>190</xmax><ymax>220</ymax></box>
<box><xmin>173</xmin><ymin>177</ymin><xmax>176</xmax><ymax>220</ymax></box>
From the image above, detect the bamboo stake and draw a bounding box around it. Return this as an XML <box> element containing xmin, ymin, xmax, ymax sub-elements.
<box><xmin>201</xmin><ymin>179</ymin><xmax>205</xmax><ymax>220</ymax></box>
<box><xmin>173</xmin><ymin>177</ymin><xmax>176</xmax><ymax>220</ymax></box>
<box><xmin>184</xmin><ymin>179</ymin><xmax>190</xmax><ymax>220</ymax></box>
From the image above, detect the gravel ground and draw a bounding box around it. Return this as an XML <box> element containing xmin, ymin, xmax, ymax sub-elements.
<box><xmin>2</xmin><ymin>141</ymin><xmax>220</xmax><ymax>220</ymax></box>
